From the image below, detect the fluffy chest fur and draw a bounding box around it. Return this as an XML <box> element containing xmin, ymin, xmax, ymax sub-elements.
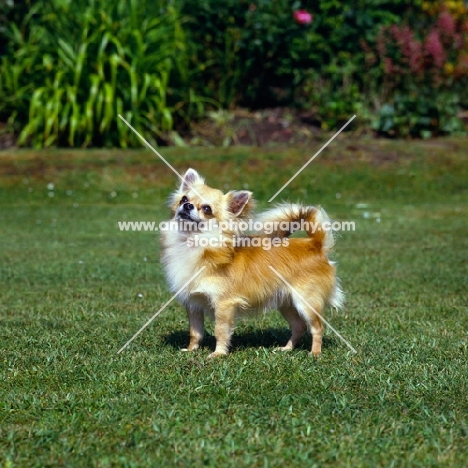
<box><xmin>161</xmin><ymin>232</ymin><xmax>204</xmax><ymax>298</ymax></box>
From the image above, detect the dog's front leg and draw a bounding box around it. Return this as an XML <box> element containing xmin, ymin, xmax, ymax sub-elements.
<box><xmin>182</xmin><ymin>307</ymin><xmax>204</xmax><ymax>352</ymax></box>
<box><xmin>208</xmin><ymin>303</ymin><xmax>235</xmax><ymax>358</ymax></box>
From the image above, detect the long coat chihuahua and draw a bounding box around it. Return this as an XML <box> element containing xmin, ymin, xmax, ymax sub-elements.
<box><xmin>161</xmin><ymin>169</ymin><xmax>344</xmax><ymax>358</ymax></box>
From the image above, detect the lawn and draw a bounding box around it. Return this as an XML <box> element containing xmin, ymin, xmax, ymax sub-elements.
<box><xmin>0</xmin><ymin>139</ymin><xmax>467</xmax><ymax>467</ymax></box>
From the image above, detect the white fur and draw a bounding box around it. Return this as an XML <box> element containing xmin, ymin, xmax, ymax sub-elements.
<box><xmin>161</xmin><ymin>230</ymin><xmax>233</xmax><ymax>309</ymax></box>
<box><xmin>161</xmin><ymin>231</ymin><xmax>204</xmax><ymax>303</ymax></box>
<box><xmin>329</xmin><ymin>280</ymin><xmax>345</xmax><ymax>310</ymax></box>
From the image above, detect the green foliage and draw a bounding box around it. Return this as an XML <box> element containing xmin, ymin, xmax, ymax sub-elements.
<box><xmin>297</xmin><ymin>59</ymin><xmax>365</xmax><ymax>131</ymax></box>
<box><xmin>0</xmin><ymin>49</ymin><xmax>32</xmax><ymax>134</ymax></box>
<box><xmin>374</xmin><ymin>92</ymin><xmax>465</xmax><ymax>138</ymax></box>
<box><xmin>181</xmin><ymin>0</ymin><xmax>416</xmax><ymax>110</ymax></box>
<box><xmin>367</xmin><ymin>6</ymin><xmax>468</xmax><ymax>137</ymax></box>
<box><xmin>1</xmin><ymin>0</ymin><xmax>466</xmax><ymax>145</ymax></box>
<box><xmin>0</xmin><ymin>0</ymin><xmax>37</xmax><ymax>49</ymax></box>
<box><xmin>0</xmin><ymin>0</ymin><xmax>196</xmax><ymax>147</ymax></box>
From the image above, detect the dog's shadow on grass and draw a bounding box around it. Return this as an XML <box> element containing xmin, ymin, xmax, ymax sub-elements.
<box><xmin>163</xmin><ymin>328</ymin><xmax>337</xmax><ymax>353</ymax></box>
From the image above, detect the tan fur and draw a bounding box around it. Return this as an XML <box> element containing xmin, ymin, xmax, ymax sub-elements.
<box><xmin>161</xmin><ymin>169</ymin><xmax>344</xmax><ymax>358</ymax></box>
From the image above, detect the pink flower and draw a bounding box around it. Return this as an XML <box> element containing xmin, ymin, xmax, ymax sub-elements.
<box><xmin>437</xmin><ymin>11</ymin><xmax>456</xmax><ymax>36</ymax></box>
<box><xmin>293</xmin><ymin>10</ymin><xmax>313</xmax><ymax>25</ymax></box>
<box><xmin>425</xmin><ymin>29</ymin><xmax>445</xmax><ymax>68</ymax></box>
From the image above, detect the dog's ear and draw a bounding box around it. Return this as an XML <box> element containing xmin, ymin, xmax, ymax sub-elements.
<box><xmin>180</xmin><ymin>168</ymin><xmax>204</xmax><ymax>191</ymax></box>
<box><xmin>227</xmin><ymin>191</ymin><xmax>253</xmax><ymax>217</ymax></box>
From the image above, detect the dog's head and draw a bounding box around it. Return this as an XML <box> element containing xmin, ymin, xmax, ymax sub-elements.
<box><xmin>168</xmin><ymin>169</ymin><xmax>253</xmax><ymax>229</ymax></box>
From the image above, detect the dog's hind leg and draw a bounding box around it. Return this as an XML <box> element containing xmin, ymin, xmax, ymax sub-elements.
<box><xmin>182</xmin><ymin>307</ymin><xmax>204</xmax><ymax>352</ymax></box>
<box><xmin>292</xmin><ymin>296</ymin><xmax>325</xmax><ymax>356</ymax></box>
<box><xmin>277</xmin><ymin>304</ymin><xmax>307</xmax><ymax>351</ymax></box>
<box><xmin>309</xmin><ymin>306</ymin><xmax>324</xmax><ymax>356</ymax></box>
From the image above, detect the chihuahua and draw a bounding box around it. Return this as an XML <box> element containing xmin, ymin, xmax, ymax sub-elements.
<box><xmin>161</xmin><ymin>169</ymin><xmax>344</xmax><ymax>358</ymax></box>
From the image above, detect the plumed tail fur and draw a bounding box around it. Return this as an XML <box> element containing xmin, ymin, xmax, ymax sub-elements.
<box><xmin>329</xmin><ymin>279</ymin><xmax>345</xmax><ymax>310</ymax></box>
<box><xmin>256</xmin><ymin>203</ymin><xmax>335</xmax><ymax>252</ymax></box>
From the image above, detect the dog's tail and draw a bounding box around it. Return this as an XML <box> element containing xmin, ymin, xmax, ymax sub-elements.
<box><xmin>328</xmin><ymin>278</ymin><xmax>345</xmax><ymax>310</ymax></box>
<box><xmin>256</xmin><ymin>203</ymin><xmax>335</xmax><ymax>252</ymax></box>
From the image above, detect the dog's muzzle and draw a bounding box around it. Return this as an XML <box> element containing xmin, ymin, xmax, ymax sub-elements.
<box><xmin>177</xmin><ymin>202</ymin><xmax>195</xmax><ymax>221</ymax></box>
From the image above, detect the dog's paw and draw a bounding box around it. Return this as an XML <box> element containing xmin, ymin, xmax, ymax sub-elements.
<box><xmin>207</xmin><ymin>351</ymin><xmax>228</xmax><ymax>359</ymax></box>
<box><xmin>275</xmin><ymin>345</ymin><xmax>293</xmax><ymax>352</ymax></box>
<box><xmin>181</xmin><ymin>346</ymin><xmax>199</xmax><ymax>352</ymax></box>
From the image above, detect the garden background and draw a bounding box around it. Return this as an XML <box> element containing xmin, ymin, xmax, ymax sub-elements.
<box><xmin>1</xmin><ymin>0</ymin><xmax>468</xmax><ymax>147</ymax></box>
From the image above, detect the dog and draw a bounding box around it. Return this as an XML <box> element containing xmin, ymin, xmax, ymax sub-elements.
<box><xmin>161</xmin><ymin>168</ymin><xmax>344</xmax><ymax>358</ymax></box>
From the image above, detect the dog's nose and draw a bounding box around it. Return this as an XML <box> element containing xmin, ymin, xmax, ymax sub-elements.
<box><xmin>183</xmin><ymin>202</ymin><xmax>194</xmax><ymax>211</ymax></box>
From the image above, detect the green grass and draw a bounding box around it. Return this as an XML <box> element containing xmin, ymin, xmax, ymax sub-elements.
<box><xmin>1</xmin><ymin>139</ymin><xmax>467</xmax><ymax>467</ymax></box>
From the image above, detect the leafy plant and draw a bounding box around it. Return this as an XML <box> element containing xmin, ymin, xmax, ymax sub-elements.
<box><xmin>367</xmin><ymin>7</ymin><xmax>468</xmax><ymax>137</ymax></box>
<box><xmin>297</xmin><ymin>58</ymin><xmax>366</xmax><ymax>131</ymax></box>
<box><xmin>2</xmin><ymin>0</ymin><xmax>465</xmax><ymax>145</ymax></box>
<box><xmin>181</xmin><ymin>0</ymin><xmax>420</xmax><ymax>110</ymax></box>
<box><xmin>0</xmin><ymin>0</ymin><xmax>198</xmax><ymax>147</ymax></box>
<box><xmin>373</xmin><ymin>91</ymin><xmax>465</xmax><ymax>138</ymax></box>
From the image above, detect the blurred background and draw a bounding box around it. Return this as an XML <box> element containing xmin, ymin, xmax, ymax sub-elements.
<box><xmin>1</xmin><ymin>0</ymin><xmax>467</xmax><ymax>148</ymax></box>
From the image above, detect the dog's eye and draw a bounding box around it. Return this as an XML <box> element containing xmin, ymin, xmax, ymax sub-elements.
<box><xmin>202</xmin><ymin>205</ymin><xmax>212</xmax><ymax>216</ymax></box>
<box><xmin>180</xmin><ymin>196</ymin><xmax>188</xmax><ymax>205</ymax></box>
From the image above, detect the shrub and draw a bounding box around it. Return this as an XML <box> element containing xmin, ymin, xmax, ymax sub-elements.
<box><xmin>182</xmin><ymin>0</ymin><xmax>420</xmax><ymax>108</ymax></box>
<box><xmin>2</xmin><ymin>0</ymin><xmax>465</xmax><ymax>145</ymax></box>
<box><xmin>367</xmin><ymin>5</ymin><xmax>468</xmax><ymax>137</ymax></box>
<box><xmin>0</xmin><ymin>0</ymin><xmax>198</xmax><ymax>147</ymax></box>
<box><xmin>296</xmin><ymin>61</ymin><xmax>364</xmax><ymax>131</ymax></box>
